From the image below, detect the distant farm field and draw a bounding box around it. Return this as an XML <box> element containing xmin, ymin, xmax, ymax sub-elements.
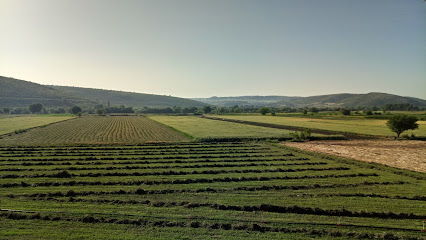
<box><xmin>0</xmin><ymin>143</ymin><xmax>424</xmax><ymax>239</ymax></box>
<box><xmin>149</xmin><ymin>116</ymin><xmax>303</xmax><ymax>139</ymax></box>
<box><xmin>0</xmin><ymin>116</ymin><xmax>189</xmax><ymax>146</ymax></box>
<box><xmin>0</xmin><ymin>115</ymin><xmax>74</xmax><ymax>135</ymax></box>
<box><xmin>285</xmin><ymin>140</ymin><xmax>426</xmax><ymax>173</ymax></box>
<box><xmin>210</xmin><ymin>115</ymin><xmax>426</xmax><ymax>137</ymax></box>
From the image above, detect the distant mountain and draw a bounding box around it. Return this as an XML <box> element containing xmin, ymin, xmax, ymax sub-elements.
<box><xmin>194</xmin><ymin>93</ymin><xmax>426</xmax><ymax>108</ymax></box>
<box><xmin>2</xmin><ymin>75</ymin><xmax>424</xmax><ymax>109</ymax></box>
<box><xmin>0</xmin><ymin>76</ymin><xmax>206</xmax><ymax>108</ymax></box>
<box><xmin>50</xmin><ymin>86</ymin><xmax>207</xmax><ymax>108</ymax></box>
<box><xmin>0</xmin><ymin>76</ymin><xmax>96</xmax><ymax>108</ymax></box>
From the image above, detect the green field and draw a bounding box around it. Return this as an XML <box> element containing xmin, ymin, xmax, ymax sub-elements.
<box><xmin>0</xmin><ymin>116</ymin><xmax>189</xmax><ymax>146</ymax></box>
<box><xmin>0</xmin><ymin>115</ymin><xmax>74</xmax><ymax>135</ymax></box>
<box><xmin>149</xmin><ymin>116</ymin><xmax>322</xmax><ymax>140</ymax></box>
<box><xmin>210</xmin><ymin>114</ymin><xmax>426</xmax><ymax>137</ymax></box>
<box><xmin>0</xmin><ymin>143</ymin><xmax>425</xmax><ymax>239</ymax></box>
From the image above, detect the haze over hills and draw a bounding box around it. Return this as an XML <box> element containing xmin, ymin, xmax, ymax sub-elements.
<box><xmin>194</xmin><ymin>93</ymin><xmax>426</xmax><ymax>108</ymax></box>
<box><xmin>1</xmin><ymin>76</ymin><xmax>425</xmax><ymax>109</ymax></box>
<box><xmin>50</xmin><ymin>85</ymin><xmax>207</xmax><ymax>108</ymax></box>
<box><xmin>0</xmin><ymin>76</ymin><xmax>206</xmax><ymax>108</ymax></box>
<box><xmin>0</xmin><ymin>76</ymin><xmax>97</xmax><ymax>108</ymax></box>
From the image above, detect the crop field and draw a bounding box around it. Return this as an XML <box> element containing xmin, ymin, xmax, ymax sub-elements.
<box><xmin>0</xmin><ymin>116</ymin><xmax>189</xmax><ymax>146</ymax></box>
<box><xmin>209</xmin><ymin>115</ymin><xmax>426</xmax><ymax>137</ymax></box>
<box><xmin>0</xmin><ymin>115</ymin><xmax>74</xmax><ymax>136</ymax></box>
<box><xmin>0</xmin><ymin>142</ymin><xmax>425</xmax><ymax>239</ymax></box>
<box><xmin>149</xmin><ymin>116</ymin><xmax>326</xmax><ymax>140</ymax></box>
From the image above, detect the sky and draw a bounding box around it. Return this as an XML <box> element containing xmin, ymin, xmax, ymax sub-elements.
<box><xmin>0</xmin><ymin>0</ymin><xmax>425</xmax><ymax>99</ymax></box>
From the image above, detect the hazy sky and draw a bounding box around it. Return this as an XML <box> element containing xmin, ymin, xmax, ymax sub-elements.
<box><xmin>1</xmin><ymin>0</ymin><xmax>425</xmax><ymax>99</ymax></box>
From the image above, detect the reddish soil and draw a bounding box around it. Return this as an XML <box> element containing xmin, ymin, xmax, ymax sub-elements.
<box><xmin>283</xmin><ymin>140</ymin><xmax>426</xmax><ymax>173</ymax></box>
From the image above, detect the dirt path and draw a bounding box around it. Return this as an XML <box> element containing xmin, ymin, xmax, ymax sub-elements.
<box><xmin>283</xmin><ymin>140</ymin><xmax>426</xmax><ymax>173</ymax></box>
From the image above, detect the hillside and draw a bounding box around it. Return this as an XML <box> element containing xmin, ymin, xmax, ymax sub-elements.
<box><xmin>50</xmin><ymin>86</ymin><xmax>207</xmax><ymax>108</ymax></box>
<box><xmin>289</xmin><ymin>92</ymin><xmax>426</xmax><ymax>108</ymax></box>
<box><xmin>0</xmin><ymin>76</ymin><xmax>95</xmax><ymax>108</ymax></box>
<box><xmin>195</xmin><ymin>93</ymin><xmax>426</xmax><ymax>108</ymax></box>
<box><xmin>0</xmin><ymin>76</ymin><xmax>206</xmax><ymax>108</ymax></box>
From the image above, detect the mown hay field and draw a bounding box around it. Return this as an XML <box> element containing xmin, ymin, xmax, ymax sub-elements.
<box><xmin>285</xmin><ymin>140</ymin><xmax>426</xmax><ymax>173</ymax></box>
<box><xmin>0</xmin><ymin>116</ymin><xmax>189</xmax><ymax>146</ymax></box>
<box><xmin>0</xmin><ymin>143</ymin><xmax>425</xmax><ymax>239</ymax></box>
<box><xmin>209</xmin><ymin>115</ymin><xmax>426</xmax><ymax>137</ymax></box>
<box><xmin>149</xmin><ymin>116</ymin><xmax>325</xmax><ymax>140</ymax></box>
<box><xmin>0</xmin><ymin>115</ymin><xmax>74</xmax><ymax>135</ymax></box>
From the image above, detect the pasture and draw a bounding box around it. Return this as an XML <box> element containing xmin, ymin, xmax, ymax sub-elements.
<box><xmin>0</xmin><ymin>116</ymin><xmax>189</xmax><ymax>146</ymax></box>
<box><xmin>209</xmin><ymin>115</ymin><xmax>426</xmax><ymax>137</ymax></box>
<box><xmin>0</xmin><ymin>143</ymin><xmax>425</xmax><ymax>239</ymax></box>
<box><xmin>0</xmin><ymin>115</ymin><xmax>74</xmax><ymax>136</ymax></box>
<box><xmin>149</xmin><ymin>115</ymin><xmax>324</xmax><ymax>140</ymax></box>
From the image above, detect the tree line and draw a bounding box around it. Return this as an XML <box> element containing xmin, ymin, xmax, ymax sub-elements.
<box><xmin>0</xmin><ymin>103</ymin><xmax>424</xmax><ymax>115</ymax></box>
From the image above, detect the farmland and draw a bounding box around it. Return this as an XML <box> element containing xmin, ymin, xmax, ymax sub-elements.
<box><xmin>0</xmin><ymin>142</ymin><xmax>425</xmax><ymax>239</ymax></box>
<box><xmin>285</xmin><ymin>140</ymin><xmax>426</xmax><ymax>173</ymax></box>
<box><xmin>0</xmin><ymin>115</ymin><xmax>74</xmax><ymax>136</ymax></box>
<box><xmin>149</xmin><ymin>115</ymin><xmax>325</xmax><ymax>140</ymax></box>
<box><xmin>0</xmin><ymin>116</ymin><xmax>189</xmax><ymax>146</ymax></box>
<box><xmin>208</xmin><ymin>114</ymin><xmax>426</xmax><ymax>137</ymax></box>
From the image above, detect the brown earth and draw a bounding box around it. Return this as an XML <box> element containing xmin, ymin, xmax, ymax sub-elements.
<box><xmin>283</xmin><ymin>140</ymin><xmax>426</xmax><ymax>173</ymax></box>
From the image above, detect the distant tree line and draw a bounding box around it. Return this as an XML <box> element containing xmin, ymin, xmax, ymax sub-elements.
<box><xmin>0</xmin><ymin>103</ymin><xmax>424</xmax><ymax>115</ymax></box>
<box><xmin>381</xmin><ymin>103</ymin><xmax>420</xmax><ymax>111</ymax></box>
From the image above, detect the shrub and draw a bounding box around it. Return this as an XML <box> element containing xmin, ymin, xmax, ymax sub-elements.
<box><xmin>289</xmin><ymin>128</ymin><xmax>311</xmax><ymax>142</ymax></box>
<box><xmin>339</xmin><ymin>108</ymin><xmax>351</xmax><ymax>115</ymax></box>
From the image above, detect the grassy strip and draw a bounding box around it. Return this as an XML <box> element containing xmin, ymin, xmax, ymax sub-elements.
<box><xmin>291</xmin><ymin>193</ymin><xmax>426</xmax><ymax>201</ymax></box>
<box><xmin>0</xmin><ymin>116</ymin><xmax>75</xmax><ymax>137</ymax></box>
<box><xmin>0</xmin><ymin>157</ymin><xmax>309</xmax><ymax>167</ymax></box>
<box><xmin>0</xmin><ymin>153</ymin><xmax>292</xmax><ymax>162</ymax></box>
<box><xmin>0</xmin><ymin>149</ymin><xmax>275</xmax><ymax>158</ymax></box>
<box><xmin>0</xmin><ymin>142</ymin><xmax>248</xmax><ymax>152</ymax></box>
<box><xmin>1</xmin><ymin>212</ymin><xmax>421</xmax><ymax>239</ymax></box>
<box><xmin>202</xmin><ymin>115</ymin><xmax>362</xmax><ymax>139</ymax></box>
<box><xmin>14</xmin><ymin>181</ymin><xmax>407</xmax><ymax>198</ymax></box>
<box><xmin>0</xmin><ymin>161</ymin><xmax>326</xmax><ymax>172</ymax></box>
<box><xmin>1</xmin><ymin>166</ymin><xmax>350</xmax><ymax>179</ymax></box>
<box><xmin>1</xmin><ymin>173</ymin><xmax>375</xmax><ymax>188</ymax></box>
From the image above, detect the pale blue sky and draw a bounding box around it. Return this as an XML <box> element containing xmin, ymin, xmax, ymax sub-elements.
<box><xmin>0</xmin><ymin>0</ymin><xmax>425</xmax><ymax>98</ymax></box>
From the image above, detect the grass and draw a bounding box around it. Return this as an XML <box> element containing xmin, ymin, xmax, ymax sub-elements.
<box><xmin>0</xmin><ymin>143</ymin><xmax>425</xmax><ymax>239</ymax></box>
<box><xmin>0</xmin><ymin>116</ymin><xmax>189</xmax><ymax>146</ymax></box>
<box><xmin>149</xmin><ymin>116</ymin><xmax>324</xmax><ymax>140</ymax></box>
<box><xmin>0</xmin><ymin>115</ymin><xmax>74</xmax><ymax>135</ymax></box>
<box><xmin>209</xmin><ymin>114</ymin><xmax>426</xmax><ymax>137</ymax></box>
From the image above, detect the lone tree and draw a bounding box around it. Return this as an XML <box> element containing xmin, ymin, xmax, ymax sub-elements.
<box><xmin>202</xmin><ymin>106</ymin><xmax>212</xmax><ymax>114</ymax></box>
<box><xmin>29</xmin><ymin>103</ymin><xmax>43</xmax><ymax>113</ymax></box>
<box><xmin>309</xmin><ymin>107</ymin><xmax>319</xmax><ymax>113</ymax></box>
<box><xmin>340</xmin><ymin>108</ymin><xmax>351</xmax><ymax>115</ymax></box>
<box><xmin>259</xmin><ymin>107</ymin><xmax>270</xmax><ymax>115</ymax></box>
<box><xmin>386</xmin><ymin>114</ymin><xmax>419</xmax><ymax>138</ymax></box>
<box><xmin>70</xmin><ymin>106</ymin><xmax>82</xmax><ymax>115</ymax></box>
<box><xmin>96</xmin><ymin>109</ymin><xmax>106</xmax><ymax>116</ymax></box>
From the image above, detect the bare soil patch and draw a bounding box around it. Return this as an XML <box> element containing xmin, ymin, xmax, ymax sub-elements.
<box><xmin>283</xmin><ymin>140</ymin><xmax>426</xmax><ymax>173</ymax></box>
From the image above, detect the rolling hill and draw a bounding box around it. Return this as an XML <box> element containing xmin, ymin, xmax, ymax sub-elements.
<box><xmin>2</xmin><ymin>75</ymin><xmax>425</xmax><ymax>109</ymax></box>
<box><xmin>0</xmin><ymin>76</ymin><xmax>206</xmax><ymax>108</ymax></box>
<box><xmin>0</xmin><ymin>76</ymin><xmax>96</xmax><ymax>108</ymax></box>
<box><xmin>50</xmin><ymin>86</ymin><xmax>207</xmax><ymax>108</ymax></box>
<box><xmin>194</xmin><ymin>93</ymin><xmax>426</xmax><ymax>108</ymax></box>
